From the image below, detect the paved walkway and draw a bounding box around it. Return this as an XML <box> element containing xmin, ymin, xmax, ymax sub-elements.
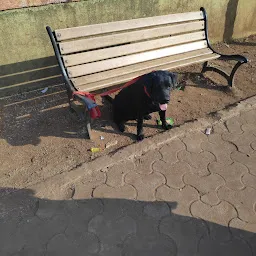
<box><xmin>1</xmin><ymin>100</ymin><xmax>256</xmax><ymax>255</ymax></box>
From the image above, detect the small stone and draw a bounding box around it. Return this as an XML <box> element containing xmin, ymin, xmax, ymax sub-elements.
<box><xmin>205</xmin><ymin>127</ymin><xmax>212</xmax><ymax>135</ymax></box>
<box><xmin>106</xmin><ymin>140</ymin><xmax>118</xmax><ymax>149</ymax></box>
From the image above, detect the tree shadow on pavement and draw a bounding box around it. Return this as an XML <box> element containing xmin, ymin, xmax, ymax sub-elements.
<box><xmin>0</xmin><ymin>187</ymin><xmax>255</xmax><ymax>256</ymax></box>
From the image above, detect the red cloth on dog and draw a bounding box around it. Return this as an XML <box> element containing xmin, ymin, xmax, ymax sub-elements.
<box><xmin>72</xmin><ymin>91</ymin><xmax>101</xmax><ymax>119</ymax></box>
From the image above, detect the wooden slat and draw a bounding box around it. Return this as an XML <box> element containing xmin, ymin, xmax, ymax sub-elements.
<box><xmin>59</xmin><ymin>21</ymin><xmax>204</xmax><ymax>54</ymax></box>
<box><xmin>63</xmin><ymin>31</ymin><xmax>206</xmax><ymax>67</ymax></box>
<box><xmin>74</xmin><ymin>53</ymin><xmax>219</xmax><ymax>92</ymax></box>
<box><xmin>67</xmin><ymin>40</ymin><xmax>208</xmax><ymax>78</ymax></box>
<box><xmin>55</xmin><ymin>11</ymin><xmax>203</xmax><ymax>41</ymax></box>
<box><xmin>72</xmin><ymin>48</ymin><xmax>214</xmax><ymax>87</ymax></box>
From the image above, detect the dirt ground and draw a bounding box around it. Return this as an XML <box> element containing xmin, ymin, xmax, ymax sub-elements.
<box><xmin>1</xmin><ymin>35</ymin><xmax>255</xmax><ymax>188</ymax></box>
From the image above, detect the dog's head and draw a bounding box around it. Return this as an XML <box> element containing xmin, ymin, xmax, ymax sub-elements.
<box><xmin>144</xmin><ymin>71</ymin><xmax>178</xmax><ymax>109</ymax></box>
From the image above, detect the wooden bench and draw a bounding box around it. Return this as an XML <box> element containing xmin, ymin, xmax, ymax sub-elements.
<box><xmin>46</xmin><ymin>7</ymin><xmax>248</xmax><ymax>139</ymax></box>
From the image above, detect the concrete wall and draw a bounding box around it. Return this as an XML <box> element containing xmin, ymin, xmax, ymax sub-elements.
<box><xmin>0</xmin><ymin>0</ymin><xmax>79</xmax><ymax>11</ymax></box>
<box><xmin>233</xmin><ymin>0</ymin><xmax>256</xmax><ymax>39</ymax></box>
<box><xmin>0</xmin><ymin>0</ymin><xmax>255</xmax><ymax>97</ymax></box>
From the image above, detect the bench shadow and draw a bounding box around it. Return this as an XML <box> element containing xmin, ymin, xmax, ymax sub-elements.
<box><xmin>179</xmin><ymin>72</ymin><xmax>232</xmax><ymax>92</ymax></box>
<box><xmin>230</xmin><ymin>41</ymin><xmax>256</xmax><ymax>47</ymax></box>
<box><xmin>0</xmin><ymin>187</ymin><xmax>255</xmax><ymax>255</ymax></box>
<box><xmin>0</xmin><ymin>85</ymin><xmax>78</xmax><ymax>146</ymax></box>
<box><xmin>0</xmin><ymin>85</ymin><xmax>136</xmax><ymax>146</ymax></box>
<box><xmin>0</xmin><ymin>70</ymin><xmax>232</xmax><ymax>147</ymax></box>
<box><xmin>0</xmin><ymin>56</ymin><xmax>63</xmax><ymax>98</ymax></box>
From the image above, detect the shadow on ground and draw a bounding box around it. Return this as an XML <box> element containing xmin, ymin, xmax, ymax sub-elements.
<box><xmin>0</xmin><ymin>72</ymin><xmax>231</xmax><ymax>147</ymax></box>
<box><xmin>0</xmin><ymin>187</ymin><xmax>255</xmax><ymax>256</ymax></box>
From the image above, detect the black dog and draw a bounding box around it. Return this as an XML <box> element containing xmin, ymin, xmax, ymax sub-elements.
<box><xmin>111</xmin><ymin>70</ymin><xmax>178</xmax><ymax>141</ymax></box>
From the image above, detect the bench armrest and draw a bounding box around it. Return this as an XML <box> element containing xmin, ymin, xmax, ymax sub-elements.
<box><xmin>200</xmin><ymin>7</ymin><xmax>248</xmax><ymax>65</ymax></box>
<box><xmin>218</xmin><ymin>54</ymin><xmax>248</xmax><ymax>63</ymax></box>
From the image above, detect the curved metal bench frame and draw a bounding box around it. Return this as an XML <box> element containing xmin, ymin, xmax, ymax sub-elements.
<box><xmin>200</xmin><ymin>7</ymin><xmax>248</xmax><ymax>87</ymax></box>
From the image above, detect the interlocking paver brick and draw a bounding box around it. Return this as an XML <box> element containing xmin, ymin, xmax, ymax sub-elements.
<box><xmin>208</xmin><ymin>162</ymin><xmax>248</xmax><ymax>190</ymax></box>
<box><xmin>184</xmin><ymin>173</ymin><xmax>224</xmax><ymax>205</ymax></box>
<box><xmin>46</xmin><ymin>232</ymin><xmax>99</xmax><ymax>256</ymax></box>
<box><xmin>198</xmin><ymin>236</ymin><xmax>252</xmax><ymax>256</ymax></box>
<box><xmin>0</xmin><ymin>189</ymin><xmax>38</xmax><ymax>221</ymax></box>
<box><xmin>93</xmin><ymin>184</ymin><xmax>136</xmax><ymax>199</ymax></box>
<box><xmin>231</xmin><ymin>151</ymin><xmax>256</xmax><ymax>176</ymax></box>
<box><xmin>125</xmin><ymin>171</ymin><xmax>165</xmax><ymax>201</ymax></box>
<box><xmin>36</xmin><ymin>200</ymin><xmax>65</xmax><ymax>219</ymax></box>
<box><xmin>134</xmin><ymin>150</ymin><xmax>161</xmax><ymax>175</ymax></box>
<box><xmin>156</xmin><ymin>185</ymin><xmax>199</xmax><ymax>218</ymax></box>
<box><xmin>177</xmin><ymin>150</ymin><xmax>215</xmax><ymax>176</ymax></box>
<box><xmin>241</xmin><ymin>123</ymin><xmax>256</xmax><ymax>136</ymax></box>
<box><xmin>88</xmin><ymin>215</ymin><xmax>136</xmax><ymax>256</ymax></box>
<box><xmin>65</xmin><ymin>231</ymin><xmax>100</xmax><ymax>255</ymax></box>
<box><xmin>143</xmin><ymin>202</ymin><xmax>170</xmax><ymax>220</ymax></box>
<box><xmin>13</xmin><ymin>246</ymin><xmax>45</xmax><ymax>256</ymax></box>
<box><xmin>242</xmin><ymin>173</ymin><xmax>256</xmax><ymax>189</ymax></box>
<box><xmin>7</xmin><ymin>214</ymin><xmax>68</xmax><ymax>255</ymax></box>
<box><xmin>240</xmin><ymin>109</ymin><xmax>256</xmax><ymax>124</ymax></box>
<box><xmin>229</xmin><ymin>218</ymin><xmax>256</xmax><ymax>238</ymax></box>
<box><xmin>159</xmin><ymin>138</ymin><xmax>186</xmax><ymax>164</ymax></box>
<box><xmin>153</xmin><ymin>160</ymin><xmax>190</xmax><ymax>189</ymax></box>
<box><xmin>72</xmin><ymin>170</ymin><xmax>106</xmax><ymax>199</ymax></box>
<box><xmin>134</xmin><ymin>214</ymin><xmax>162</xmax><ymax>240</ymax></box>
<box><xmin>64</xmin><ymin>199</ymin><xmax>103</xmax><ymax>232</ymax></box>
<box><xmin>133</xmin><ymin>211</ymin><xmax>161</xmax><ymax>238</ymax></box>
<box><xmin>105</xmin><ymin>160</ymin><xmax>135</xmax><ymax>187</ymax></box>
<box><xmin>225</xmin><ymin>115</ymin><xmax>246</xmax><ymax>134</ymax></box>
<box><xmin>191</xmin><ymin>200</ymin><xmax>237</xmax><ymax>240</ymax></box>
<box><xmin>229</xmin><ymin>218</ymin><xmax>256</xmax><ymax>256</ymax></box>
<box><xmin>207</xmin><ymin>133</ymin><xmax>225</xmax><ymax>145</ymax></box>
<box><xmin>184</xmin><ymin>173</ymin><xmax>224</xmax><ymax>193</ymax></box>
<box><xmin>201</xmin><ymin>138</ymin><xmax>236</xmax><ymax>165</ymax></box>
<box><xmin>182</xmin><ymin>131</ymin><xmax>208</xmax><ymax>153</ymax></box>
<box><xmin>10</xmin><ymin>214</ymin><xmax>68</xmax><ymax>253</ymax></box>
<box><xmin>251</xmin><ymin>140</ymin><xmax>256</xmax><ymax>150</ymax></box>
<box><xmin>222</xmin><ymin>130</ymin><xmax>256</xmax><ymax>155</ymax></box>
<box><xmin>218</xmin><ymin>186</ymin><xmax>256</xmax><ymax>223</ymax></box>
<box><xmin>0</xmin><ymin>222</ymin><xmax>26</xmax><ymax>253</ymax></box>
<box><xmin>213</xmin><ymin>122</ymin><xmax>228</xmax><ymax>134</ymax></box>
<box><xmin>201</xmin><ymin>192</ymin><xmax>220</xmax><ymax>206</ymax></box>
<box><xmin>123</xmin><ymin>234</ymin><xmax>177</xmax><ymax>256</ymax></box>
<box><xmin>0</xmin><ymin>221</ymin><xmax>23</xmax><ymax>253</ymax></box>
<box><xmin>160</xmin><ymin>215</ymin><xmax>207</xmax><ymax>256</ymax></box>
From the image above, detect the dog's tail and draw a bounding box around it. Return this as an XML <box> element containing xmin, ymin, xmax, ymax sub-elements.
<box><xmin>103</xmin><ymin>95</ymin><xmax>114</xmax><ymax>104</ymax></box>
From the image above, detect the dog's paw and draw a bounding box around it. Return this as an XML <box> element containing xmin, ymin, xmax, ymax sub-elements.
<box><xmin>162</xmin><ymin>124</ymin><xmax>173</xmax><ymax>130</ymax></box>
<box><xmin>144</xmin><ymin>114</ymin><xmax>152</xmax><ymax>120</ymax></box>
<box><xmin>137</xmin><ymin>134</ymin><xmax>145</xmax><ymax>141</ymax></box>
<box><xmin>117</xmin><ymin>123</ymin><xmax>126</xmax><ymax>132</ymax></box>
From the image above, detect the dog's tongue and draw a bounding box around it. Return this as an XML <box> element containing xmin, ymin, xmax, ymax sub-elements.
<box><xmin>159</xmin><ymin>104</ymin><xmax>168</xmax><ymax>111</ymax></box>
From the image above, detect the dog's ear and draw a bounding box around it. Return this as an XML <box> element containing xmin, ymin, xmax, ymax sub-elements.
<box><xmin>168</xmin><ymin>72</ymin><xmax>178</xmax><ymax>88</ymax></box>
<box><xmin>143</xmin><ymin>71</ymin><xmax>156</xmax><ymax>94</ymax></box>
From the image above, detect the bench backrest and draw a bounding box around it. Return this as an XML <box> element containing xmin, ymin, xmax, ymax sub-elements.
<box><xmin>53</xmin><ymin>10</ymin><xmax>208</xmax><ymax>92</ymax></box>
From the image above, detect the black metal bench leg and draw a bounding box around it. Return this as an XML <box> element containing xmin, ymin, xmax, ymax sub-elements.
<box><xmin>85</xmin><ymin>110</ymin><xmax>92</xmax><ymax>139</ymax></box>
<box><xmin>201</xmin><ymin>61</ymin><xmax>208</xmax><ymax>73</ymax></box>
<box><xmin>229</xmin><ymin>61</ymin><xmax>245</xmax><ymax>87</ymax></box>
<box><xmin>201</xmin><ymin>60</ymin><xmax>246</xmax><ymax>87</ymax></box>
<box><xmin>69</xmin><ymin>99</ymin><xmax>93</xmax><ymax>139</ymax></box>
